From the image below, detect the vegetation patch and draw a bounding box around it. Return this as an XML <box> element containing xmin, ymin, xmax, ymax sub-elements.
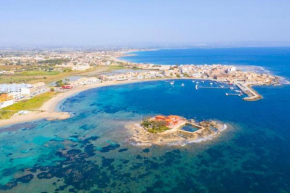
<box><xmin>0</xmin><ymin>92</ymin><xmax>57</xmax><ymax>120</ymax></box>
<box><xmin>20</xmin><ymin>71</ymin><xmax>60</xmax><ymax>76</ymax></box>
<box><xmin>38</xmin><ymin>58</ymin><xmax>70</xmax><ymax>65</ymax></box>
<box><xmin>141</xmin><ymin>117</ymin><xmax>170</xmax><ymax>133</ymax></box>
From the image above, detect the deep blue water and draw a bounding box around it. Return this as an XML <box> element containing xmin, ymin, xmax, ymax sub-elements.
<box><xmin>0</xmin><ymin>48</ymin><xmax>290</xmax><ymax>193</ymax></box>
<box><xmin>121</xmin><ymin>47</ymin><xmax>290</xmax><ymax>79</ymax></box>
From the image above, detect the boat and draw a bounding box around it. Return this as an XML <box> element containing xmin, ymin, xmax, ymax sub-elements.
<box><xmin>220</xmin><ymin>85</ymin><xmax>225</xmax><ymax>88</ymax></box>
<box><xmin>195</xmin><ymin>84</ymin><xmax>198</xmax><ymax>90</ymax></box>
<box><xmin>230</xmin><ymin>87</ymin><xmax>234</xmax><ymax>90</ymax></box>
<box><xmin>210</xmin><ymin>82</ymin><xmax>213</xmax><ymax>85</ymax></box>
<box><xmin>181</xmin><ymin>83</ymin><xmax>185</xmax><ymax>87</ymax></box>
<box><xmin>202</xmin><ymin>81</ymin><xmax>205</xmax><ymax>83</ymax></box>
<box><xmin>170</xmin><ymin>81</ymin><xmax>174</xmax><ymax>85</ymax></box>
<box><xmin>192</xmin><ymin>80</ymin><xmax>195</xmax><ymax>83</ymax></box>
<box><xmin>226</xmin><ymin>93</ymin><xmax>229</xmax><ymax>96</ymax></box>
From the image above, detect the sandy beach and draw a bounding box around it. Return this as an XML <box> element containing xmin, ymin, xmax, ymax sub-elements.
<box><xmin>0</xmin><ymin>76</ymin><xmax>265</xmax><ymax>128</ymax></box>
<box><xmin>0</xmin><ymin>78</ymin><xmax>172</xmax><ymax>128</ymax></box>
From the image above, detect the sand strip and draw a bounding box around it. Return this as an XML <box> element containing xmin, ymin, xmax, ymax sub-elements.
<box><xmin>0</xmin><ymin>79</ymin><xmax>173</xmax><ymax>128</ymax></box>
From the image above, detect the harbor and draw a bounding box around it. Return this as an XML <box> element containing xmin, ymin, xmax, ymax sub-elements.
<box><xmin>185</xmin><ymin>80</ymin><xmax>261</xmax><ymax>101</ymax></box>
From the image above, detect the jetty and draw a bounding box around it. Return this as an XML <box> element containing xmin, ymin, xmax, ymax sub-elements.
<box><xmin>197</xmin><ymin>86</ymin><xmax>229</xmax><ymax>89</ymax></box>
<box><xmin>235</xmin><ymin>82</ymin><xmax>262</xmax><ymax>101</ymax></box>
<box><xmin>195</xmin><ymin>81</ymin><xmax>262</xmax><ymax>101</ymax></box>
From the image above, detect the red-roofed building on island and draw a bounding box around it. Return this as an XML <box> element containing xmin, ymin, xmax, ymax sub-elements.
<box><xmin>154</xmin><ymin>115</ymin><xmax>183</xmax><ymax>127</ymax></box>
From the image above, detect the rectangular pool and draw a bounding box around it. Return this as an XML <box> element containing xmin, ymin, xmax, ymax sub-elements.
<box><xmin>181</xmin><ymin>124</ymin><xmax>200</xmax><ymax>132</ymax></box>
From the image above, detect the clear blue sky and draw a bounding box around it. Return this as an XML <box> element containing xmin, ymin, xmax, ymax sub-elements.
<box><xmin>1</xmin><ymin>0</ymin><xmax>290</xmax><ymax>47</ymax></box>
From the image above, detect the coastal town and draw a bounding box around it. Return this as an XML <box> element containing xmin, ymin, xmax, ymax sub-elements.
<box><xmin>0</xmin><ymin>49</ymin><xmax>281</xmax><ymax>125</ymax></box>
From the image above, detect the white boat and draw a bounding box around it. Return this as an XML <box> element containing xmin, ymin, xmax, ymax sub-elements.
<box><xmin>195</xmin><ymin>84</ymin><xmax>198</xmax><ymax>90</ymax></box>
<box><xmin>202</xmin><ymin>81</ymin><xmax>205</xmax><ymax>83</ymax></box>
<box><xmin>181</xmin><ymin>83</ymin><xmax>185</xmax><ymax>86</ymax></box>
<box><xmin>210</xmin><ymin>82</ymin><xmax>213</xmax><ymax>85</ymax></box>
<box><xmin>170</xmin><ymin>81</ymin><xmax>174</xmax><ymax>85</ymax></box>
<box><xmin>230</xmin><ymin>87</ymin><xmax>234</xmax><ymax>90</ymax></box>
<box><xmin>220</xmin><ymin>85</ymin><xmax>225</xmax><ymax>88</ymax></box>
<box><xmin>192</xmin><ymin>80</ymin><xmax>195</xmax><ymax>83</ymax></box>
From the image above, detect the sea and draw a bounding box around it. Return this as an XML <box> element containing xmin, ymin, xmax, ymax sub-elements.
<box><xmin>0</xmin><ymin>47</ymin><xmax>290</xmax><ymax>193</ymax></box>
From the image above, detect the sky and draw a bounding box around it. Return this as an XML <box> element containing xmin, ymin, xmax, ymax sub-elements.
<box><xmin>1</xmin><ymin>0</ymin><xmax>290</xmax><ymax>47</ymax></box>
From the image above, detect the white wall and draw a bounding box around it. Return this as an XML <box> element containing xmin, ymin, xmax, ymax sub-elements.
<box><xmin>0</xmin><ymin>100</ymin><xmax>14</xmax><ymax>109</ymax></box>
<box><xmin>21</xmin><ymin>88</ymin><xmax>31</xmax><ymax>95</ymax></box>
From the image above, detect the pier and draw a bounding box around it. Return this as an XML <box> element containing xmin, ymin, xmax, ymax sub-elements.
<box><xmin>235</xmin><ymin>82</ymin><xmax>262</xmax><ymax>101</ymax></box>
<box><xmin>226</xmin><ymin>93</ymin><xmax>241</xmax><ymax>96</ymax></box>
<box><xmin>197</xmin><ymin>86</ymin><xmax>230</xmax><ymax>89</ymax></box>
<box><xmin>195</xmin><ymin>81</ymin><xmax>261</xmax><ymax>101</ymax></box>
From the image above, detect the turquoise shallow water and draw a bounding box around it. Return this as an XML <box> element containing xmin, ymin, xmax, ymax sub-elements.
<box><xmin>0</xmin><ymin>48</ymin><xmax>290</xmax><ymax>192</ymax></box>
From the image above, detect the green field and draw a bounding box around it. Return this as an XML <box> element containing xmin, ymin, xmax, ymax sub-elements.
<box><xmin>0</xmin><ymin>66</ymin><xmax>122</xmax><ymax>84</ymax></box>
<box><xmin>20</xmin><ymin>71</ymin><xmax>60</xmax><ymax>76</ymax></box>
<box><xmin>0</xmin><ymin>92</ymin><xmax>57</xmax><ymax>120</ymax></box>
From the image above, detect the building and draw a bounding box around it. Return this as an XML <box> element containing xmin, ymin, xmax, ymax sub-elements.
<box><xmin>69</xmin><ymin>77</ymin><xmax>101</xmax><ymax>87</ymax></box>
<box><xmin>154</xmin><ymin>115</ymin><xmax>182</xmax><ymax>127</ymax></box>
<box><xmin>0</xmin><ymin>93</ymin><xmax>14</xmax><ymax>102</ymax></box>
<box><xmin>72</xmin><ymin>65</ymin><xmax>91</xmax><ymax>71</ymax></box>
<box><xmin>0</xmin><ymin>93</ymin><xmax>15</xmax><ymax>108</ymax></box>
<box><xmin>21</xmin><ymin>82</ymin><xmax>47</xmax><ymax>97</ymax></box>
<box><xmin>56</xmin><ymin>63</ymin><xmax>92</xmax><ymax>71</ymax></box>
<box><xmin>62</xmin><ymin>85</ymin><xmax>74</xmax><ymax>89</ymax></box>
<box><xmin>0</xmin><ymin>70</ymin><xmax>14</xmax><ymax>75</ymax></box>
<box><xmin>0</xmin><ymin>84</ymin><xmax>32</xmax><ymax>93</ymax></box>
<box><xmin>0</xmin><ymin>82</ymin><xmax>47</xmax><ymax>99</ymax></box>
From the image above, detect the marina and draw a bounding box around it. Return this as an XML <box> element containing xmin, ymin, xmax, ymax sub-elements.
<box><xmin>191</xmin><ymin>80</ymin><xmax>260</xmax><ymax>101</ymax></box>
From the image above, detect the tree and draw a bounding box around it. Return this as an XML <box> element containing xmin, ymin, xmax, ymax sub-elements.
<box><xmin>141</xmin><ymin>117</ymin><xmax>152</xmax><ymax>128</ymax></box>
<box><xmin>55</xmin><ymin>80</ymin><xmax>64</xmax><ymax>87</ymax></box>
<box><xmin>152</xmin><ymin>120</ymin><xmax>167</xmax><ymax>129</ymax></box>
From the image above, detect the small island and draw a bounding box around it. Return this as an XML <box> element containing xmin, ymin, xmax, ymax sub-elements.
<box><xmin>126</xmin><ymin>115</ymin><xmax>227</xmax><ymax>146</ymax></box>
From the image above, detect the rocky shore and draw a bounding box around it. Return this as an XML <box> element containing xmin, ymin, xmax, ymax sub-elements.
<box><xmin>126</xmin><ymin>119</ymin><xmax>227</xmax><ymax>147</ymax></box>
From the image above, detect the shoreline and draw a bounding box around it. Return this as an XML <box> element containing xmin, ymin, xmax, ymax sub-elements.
<box><xmin>0</xmin><ymin>76</ymin><xmax>278</xmax><ymax>128</ymax></box>
<box><xmin>114</xmin><ymin>49</ymin><xmax>159</xmax><ymax>64</ymax></box>
<box><xmin>0</xmin><ymin>78</ymin><xmax>174</xmax><ymax>128</ymax></box>
<box><xmin>126</xmin><ymin>120</ymin><xmax>227</xmax><ymax>147</ymax></box>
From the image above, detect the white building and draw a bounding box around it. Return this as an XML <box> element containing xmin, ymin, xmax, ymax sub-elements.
<box><xmin>0</xmin><ymin>84</ymin><xmax>32</xmax><ymax>93</ymax></box>
<box><xmin>0</xmin><ymin>82</ymin><xmax>47</xmax><ymax>98</ymax></box>
<box><xmin>72</xmin><ymin>65</ymin><xmax>91</xmax><ymax>71</ymax></box>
